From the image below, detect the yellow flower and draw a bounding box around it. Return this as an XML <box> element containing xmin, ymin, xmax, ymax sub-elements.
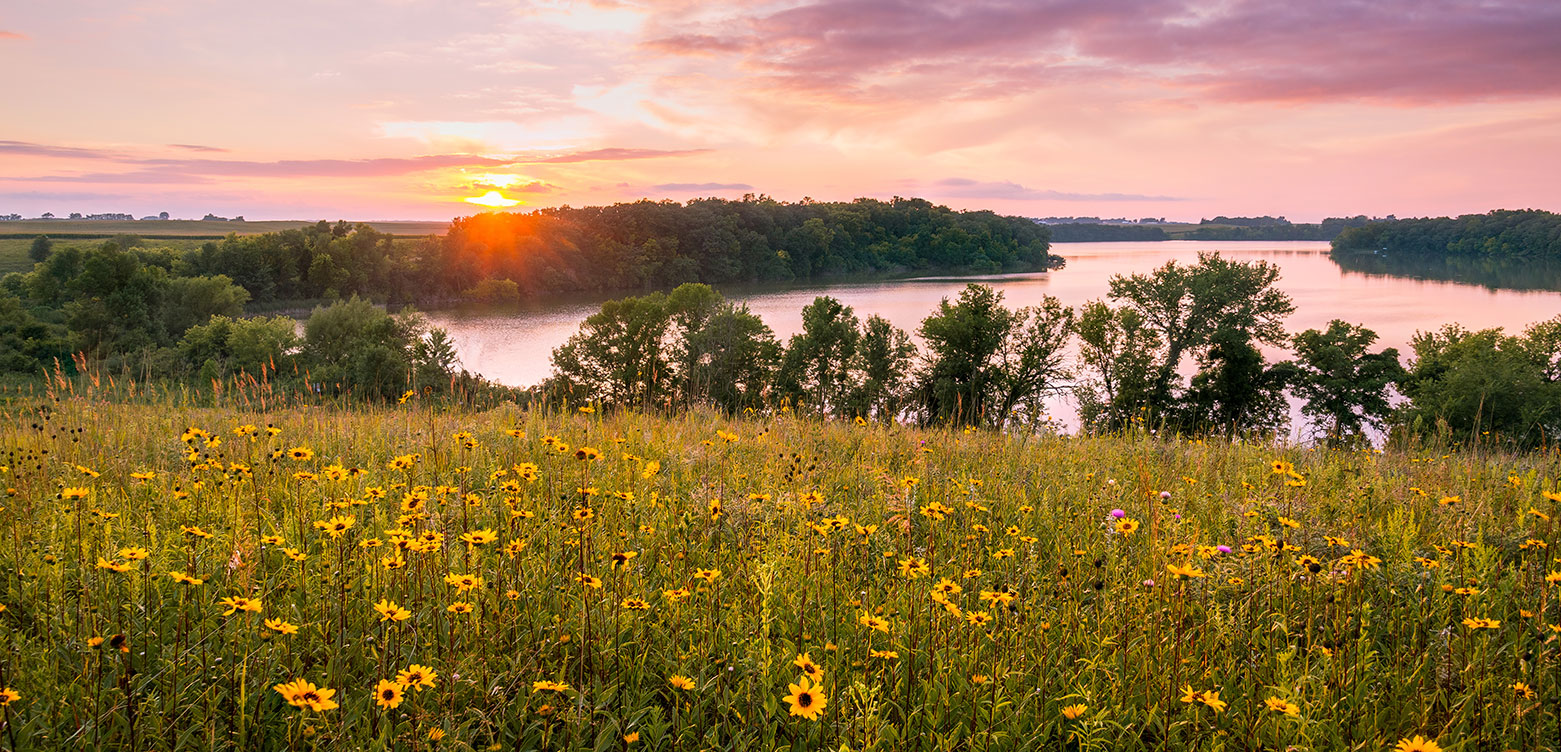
<box><xmin>220</xmin><ymin>596</ymin><xmax>262</xmax><ymax>616</ymax></box>
<box><xmin>314</xmin><ymin>515</ymin><xmax>354</xmax><ymax>538</ymax></box>
<box><xmin>1264</xmin><ymin>697</ymin><xmax>1300</xmax><ymax>716</ymax></box>
<box><xmin>169</xmin><ymin>571</ymin><xmax>204</xmax><ymax>585</ymax></box>
<box><xmin>532</xmin><ymin>680</ymin><xmax>570</xmax><ymax>693</ymax></box>
<box><xmin>287</xmin><ymin>447</ymin><xmax>314</xmax><ymax>462</ymax></box>
<box><xmin>273</xmin><ymin>679</ymin><xmax>337</xmax><ymax>711</ymax></box>
<box><xmin>1115</xmin><ymin>517</ymin><xmax>1140</xmax><ymax>535</ymax></box>
<box><xmin>0</xmin><ymin>688</ymin><xmax>19</xmax><ymax>706</ymax></box>
<box><xmin>375</xmin><ymin>679</ymin><xmax>405</xmax><ymax>708</ymax></box>
<box><xmin>783</xmin><ymin>676</ymin><xmax>827</xmax><ymax>721</ymax></box>
<box><xmin>693</xmin><ymin>568</ymin><xmax>721</xmax><ymax>583</ymax></box>
<box><xmin>374</xmin><ymin>598</ymin><xmax>412</xmax><ymax>623</ymax></box>
<box><xmin>1166</xmin><ymin>562</ymin><xmax>1206</xmax><ymax>579</ymax></box>
<box><xmin>397</xmin><ymin>664</ymin><xmax>438</xmax><ymax>691</ymax></box>
<box><xmin>668</xmin><ymin>675</ymin><xmax>695</xmax><ymax>691</ymax></box>
<box><xmin>447</xmin><ymin>602</ymin><xmax>474</xmax><ymax>614</ymax></box>
<box><xmin>1393</xmin><ymin>735</ymin><xmax>1443</xmax><ymax>752</ymax></box>
<box><xmin>1060</xmin><ymin>703</ymin><xmax>1087</xmax><ymax>720</ymax></box>
<box><xmin>792</xmin><ymin>653</ymin><xmax>823</xmax><ymax>680</ymax></box>
<box><xmin>265</xmin><ymin>618</ymin><xmax>299</xmax><ymax>635</ymax></box>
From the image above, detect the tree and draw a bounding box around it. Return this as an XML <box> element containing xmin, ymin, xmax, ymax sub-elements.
<box><xmin>0</xmin><ymin>290</ymin><xmax>67</xmax><ymax>372</ymax></box>
<box><xmin>1180</xmin><ymin>330</ymin><xmax>1292</xmax><ymax>437</ymax></box>
<box><xmin>846</xmin><ymin>315</ymin><xmax>916</xmax><ymax>421</ymax></box>
<box><xmin>550</xmin><ymin>291</ymin><xmax>675</xmax><ymax>408</ymax></box>
<box><xmin>302</xmin><ymin>297</ymin><xmax>414</xmax><ymax>398</ymax></box>
<box><xmin>915</xmin><ymin>284</ymin><xmax>1073</xmax><ymax>427</ymax></box>
<box><xmin>1395</xmin><ymin>321</ymin><xmax>1561</xmax><ymax>447</ymax></box>
<box><xmin>681</xmin><ymin>302</ymin><xmax>780</xmax><ymax>412</ymax></box>
<box><xmin>28</xmin><ymin>235</ymin><xmax>52</xmax><ymax>263</ymax></box>
<box><xmin>1074</xmin><ymin>301</ymin><xmax>1161</xmax><ymax>431</ymax></box>
<box><xmin>162</xmin><ymin>275</ymin><xmax>250</xmax><ymax>338</ymax></box>
<box><xmin>776</xmin><ymin>296</ymin><xmax>861</xmax><ymax>415</ymax></box>
<box><xmin>1108</xmin><ymin>252</ymin><xmax>1294</xmax><ymax>408</ymax></box>
<box><xmin>1290</xmin><ymin>321</ymin><xmax>1403</xmax><ymax>444</ymax></box>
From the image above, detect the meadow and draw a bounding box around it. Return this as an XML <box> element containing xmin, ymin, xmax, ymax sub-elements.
<box><xmin>0</xmin><ymin>387</ymin><xmax>1556</xmax><ymax>750</ymax></box>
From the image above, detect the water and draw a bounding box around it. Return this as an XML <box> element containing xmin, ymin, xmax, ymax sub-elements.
<box><xmin>427</xmin><ymin>240</ymin><xmax>1561</xmax><ymax>431</ymax></box>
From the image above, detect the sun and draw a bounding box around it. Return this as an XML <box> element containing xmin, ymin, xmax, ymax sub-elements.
<box><xmin>464</xmin><ymin>190</ymin><xmax>521</xmax><ymax>208</ymax></box>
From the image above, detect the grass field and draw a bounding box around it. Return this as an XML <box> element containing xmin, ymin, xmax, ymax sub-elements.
<box><xmin>0</xmin><ymin>390</ymin><xmax>1556</xmax><ymax>750</ymax></box>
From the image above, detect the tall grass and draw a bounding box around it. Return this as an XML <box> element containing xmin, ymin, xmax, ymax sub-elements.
<box><xmin>0</xmin><ymin>385</ymin><xmax>1556</xmax><ymax>750</ymax></box>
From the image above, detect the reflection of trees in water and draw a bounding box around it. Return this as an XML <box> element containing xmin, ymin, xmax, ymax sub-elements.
<box><xmin>1330</xmin><ymin>250</ymin><xmax>1561</xmax><ymax>292</ymax></box>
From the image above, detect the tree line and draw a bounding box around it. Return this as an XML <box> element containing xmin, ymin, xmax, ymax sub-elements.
<box><xmin>548</xmin><ymin>252</ymin><xmax>1561</xmax><ymax>447</ymax></box>
<box><xmin>1332</xmin><ymin>209</ymin><xmax>1561</xmax><ymax>257</ymax></box>
<box><xmin>12</xmin><ymin>196</ymin><xmax>1057</xmax><ymax>311</ymax></box>
<box><xmin>1047</xmin><ymin>216</ymin><xmax>1381</xmax><ymax>242</ymax></box>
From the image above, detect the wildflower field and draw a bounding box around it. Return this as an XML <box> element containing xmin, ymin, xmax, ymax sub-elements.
<box><xmin>0</xmin><ymin>395</ymin><xmax>1557</xmax><ymax>751</ymax></box>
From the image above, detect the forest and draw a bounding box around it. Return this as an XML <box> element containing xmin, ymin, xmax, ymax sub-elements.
<box><xmin>1331</xmin><ymin>209</ymin><xmax>1561</xmax><ymax>257</ymax></box>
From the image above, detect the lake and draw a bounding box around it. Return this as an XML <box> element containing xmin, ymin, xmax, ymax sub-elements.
<box><xmin>427</xmin><ymin>240</ymin><xmax>1561</xmax><ymax>431</ymax></box>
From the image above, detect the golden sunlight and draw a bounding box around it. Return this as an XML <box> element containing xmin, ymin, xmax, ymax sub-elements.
<box><xmin>464</xmin><ymin>190</ymin><xmax>522</xmax><ymax>208</ymax></box>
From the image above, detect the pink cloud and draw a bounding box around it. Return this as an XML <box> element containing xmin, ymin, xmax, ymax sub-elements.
<box><xmin>644</xmin><ymin>0</ymin><xmax>1561</xmax><ymax>105</ymax></box>
<box><xmin>532</xmin><ymin>147</ymin><xmax>711</xmax><ymax>163</ymax></box>
<box><xmin>0</xmin><ymin>30</ymin><xmax>26</xmax><ymax>40</ymax></box>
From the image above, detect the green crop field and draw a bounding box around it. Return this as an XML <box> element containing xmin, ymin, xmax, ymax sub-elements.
<box><xmin>0</xmin><ymin>387</ymin><xmax>1555</xmax><ymax>750</ymax></box>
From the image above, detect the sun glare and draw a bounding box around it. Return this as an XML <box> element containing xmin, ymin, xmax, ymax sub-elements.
<box><xmin>465</xmin><ymin>190</ymin><xmax>522</xmax><ymax>208</ymax></box>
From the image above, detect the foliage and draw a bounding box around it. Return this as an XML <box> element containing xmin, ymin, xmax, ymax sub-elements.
<box><xmin>1332</xmin><ymin>209</ymin><xmax>1561</xmax><ymax>257</ymax></box>
<box><xmin>1289</xmin><ymin>321</ymin><xmax>1404</xmax><ymax>444</ymax></box>
<box><xmin>914</xmin><ymin>285</ymin><xmax>1073</xmax><ymax>427</ymax></box>
<box><xmin>1105</xmin><ymin>252</ymin><xmax>1295</xmax><ymax>421</ymax></box>
<box><xmin>1073</xmin><ymin>301</ymin><xmax>1161</xmax><ymax>431</ymax></box>
<box><xmin>1393</xmin><ymin>319</ymin><xmax>1561</xmax><ymax>447</ymax></box>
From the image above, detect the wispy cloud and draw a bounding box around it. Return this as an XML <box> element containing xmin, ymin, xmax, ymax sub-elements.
<box><xmin>533</xmin><ymin>147</ymin><xmax>711</xmax><ymax>164</ymax></box>
<box><xmin>167</xmin><ymin>143</ymin><xmax>229</xmax><ymax>153</ymax></box>
<box><xmin>0</xmin><ymin>140</ymin><xmax>120</xmax><ymax>160</ymax></box>
<box><xmin>652</xmin><ymin>182</ymin><xmax>753</xmax><ymax>192</ymax></box>
<box><xmin>932</xmin><ymin>178</ymin><xmax>1181</xmax><ymax>202</ymax></box>
<box><xmin>0</xmin><ymin>30</ymin><xmax>26</xmax><ymax>40</ymax></box>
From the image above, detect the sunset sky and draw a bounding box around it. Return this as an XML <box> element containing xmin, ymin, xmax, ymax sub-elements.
<box><xmin>3</xmin><ymin>0</ymin><xmax>1559</xmax><ymax>222</ymax></box>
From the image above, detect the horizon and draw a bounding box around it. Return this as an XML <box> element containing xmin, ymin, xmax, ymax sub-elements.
<box><xmin>3</xmin><ymin>1</ymin><xmax>1559</xmax><ymax>222</ymax></box>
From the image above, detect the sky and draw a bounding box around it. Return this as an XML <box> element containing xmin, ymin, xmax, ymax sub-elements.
<box><xmin>2</xmin><ymin>0</ymin><xmax>1560</xmax><ymax>222</ymax></box>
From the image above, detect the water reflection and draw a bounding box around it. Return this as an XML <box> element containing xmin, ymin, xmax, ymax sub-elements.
<box><xmin>1330</xmin><ymin>250</ymin><xmax>1561</xmax><ymax>293</ymax></box>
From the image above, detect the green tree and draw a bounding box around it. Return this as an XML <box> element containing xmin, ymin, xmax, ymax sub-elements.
<box><xmin>916</xmin><ymin>284</ymin><xmax>1073</xmax><ymax>427</ymax></box>
<box><xmin>681</xmin><ymin>303</ymin><xmax>780</xmax><ymax>412</ymax></box>
<box><xmin>0</xmin><ymin>290</ymin><xmax>67</xmax><ymax>372</ymax></box>
<box><xmin>776</xmin><ymin>296</ymin><xmax>861</xmax><ymax>415</ymax></box>
<box><xmin>1074</xmin><ymin>301</ymin><xmax>1161</xmax><ymax>431</ymax></box>
<box><xmin>846</xmin><ymin>315</ymin><xmax>916</xmax><ymax>421</ymax></box>
<box><xmin>162</xmin><ymin>275</ymin><xmax>251</xmax><ymax>337</ymax></box>
<box><xmin>549</xmin><ymin>291</ymin><xmax>675</xmax><ymax>408</ymax></box>
<box><xmin>1180</xmin><ymin>331</ymin><xmax>1293</xmax><ymax>437</ymax></box>
<box><xmin>302</xmin><ymin>297</ymin><xmax>413</xmax><ymax>398</ymax></box>
<box><xmin>1290</xmin><ymin>320</ymin><xmax>1403</xmax><ymax>444</ymax></box>
<box><xmin>28</xmin><ymin>235</ymin><xmax>52</xmax><ymax>263</ymax></box>
<box><xmin>1107</xmin><ymin>252</ymin><xmax>1294</xmax><ymax>409</ymax></box>
<box><xmin>1395</xmin><ymin>321</ymin><xmax>1561</xmax><ymax>447</ymax></box>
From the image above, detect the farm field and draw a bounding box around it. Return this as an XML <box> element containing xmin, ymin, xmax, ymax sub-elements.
<box><xmin>0</xmin><ymin>396</ymin><xmax>1556</xmax><ymax>750</ymax></box>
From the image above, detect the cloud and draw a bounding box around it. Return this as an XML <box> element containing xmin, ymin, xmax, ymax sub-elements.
<box><xmin>532</xmin><ymin>147</ymin><xmax>710</xmax><ymax>163</ymax></box>
<box><xmin>5</xmin><ymin>170</ymin><xmax>212</xmax><ymax>185</ymax></box>
<box><xmin>0</xmin><ymin>190</ymin><xmax>127</xmax><ymax>202</ymax></box>
<box><xmin>167</xmin><ymin>143</ymin><xmax>229</xmax><ymax>153</ymax></box>
<box><xmin>932</xmin><ymin>178</ymin><xmax>1181</xmax><ymax>202</ymax></box>
<box><xmin>0</xmin><ymin>140</ymin><xmax>120</xmax><ymax>160</ymax></box>
<box><xmin>640</xmin><ymin>34</ymin><xmax>749</xmax><ymax>56</ymax></box>
<box><xmin>644</xmin><ymin>0</ymin><xmax>1561</xmax><ymax>105</ymax></box>
<box><xmin>0</xmin><ymin>31</ymin><xmax>25</xmax><ymax>40</ymax></box>
<box><xmin>471</xmin><ymin>179</ymin><xmax>556</xmax><ymax>194</ymax></box>
<box><xmin>652</xmin><ymin>182</ymin><xmax>754</xmax><ymax>192</ymax></box>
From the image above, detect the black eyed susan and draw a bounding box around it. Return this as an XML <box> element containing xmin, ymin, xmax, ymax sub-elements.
<box><xmin>397</xmin><ymin>664</ymin><xmax>438</xmax><ymax>691</ymax></box>
<box><xmin>668</xmin><ymin>675</ymin><xmax>695</xmax><ymax>691</ymax></box>
<box><xmin>374</xmin><ymin>598</ymin><xmax>412</xmax><ymax>622</ymax></box>
<box><xmin>1060</xmin><ymin>703</ymin><xmax>1086</xmax><ymax>720</ymax></box>
<box><xmin>1393</xmin><ymin>736</ymin><xmax>1443</xmax><ymax>752</ymax></box>
<box><xmin>1264</xmin><ymin>697</ymin><xmax>1299</xmax><ymax>716</ymax></box>
<box><xmin>265</xmin><ymin>618</ymin><xmax>299</xmax><ymax>635</ymax></box>
<box><xmin>783</xmin><ymin>676</ymin><xmax>827</xmax><ymax>721</ymax></box>
<box><xmin>792</xmin><ymin>653</ymin><xmax>822</xmax><ymax>680</ymax></box>
<box><xmin>220</xmin><ymin>596</ymin><xmax>262</xmax><ymax>616</ymax></box>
